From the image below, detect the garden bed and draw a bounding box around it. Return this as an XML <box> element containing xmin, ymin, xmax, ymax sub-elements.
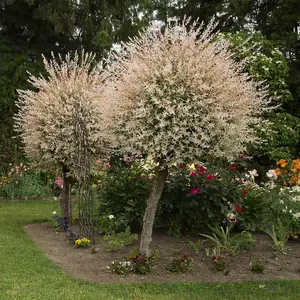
<box><xmin>24</xmin><ymin>222</ymin><xmax>300</xmax><ymax>283</ymax></box>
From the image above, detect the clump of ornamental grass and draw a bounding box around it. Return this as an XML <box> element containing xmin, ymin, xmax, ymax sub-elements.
<box><xmin>102</xmin><ymin>17</ymin><xmax>270</xmax><ymax>256</ymax></box>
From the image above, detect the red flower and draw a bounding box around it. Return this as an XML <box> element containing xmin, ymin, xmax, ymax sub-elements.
<box><xmin>242</xmin><ymin>189</ymin><xmax>248</xmax><ymax>195</ymax></box>
<box><xmin>228</xmin><ymin>165</ymin><xmax>236</xmax><ymax>171</ymax></box>
<box><xmin>235</xmin><ymin>205</ymin><xmax>242</xmax><ymax>213</ymax></box>
<box><xmin>239</xmin><ymin>154</ymin><xmax>245</xmax><ymax>159</ymax></box>
<box><xmin>206</xmin><ymin>174</ymin><xmax>216</xmax><ymax>180</ymax></box>
<box><xmin>190</xmin><ymin>187</ymin><xmax>200</xmax><ymax>195</ymax></box>
<box><xmin>141</xmin><ymin>175</ymin><xmax>147</xmax><ymax>180</ymax></box>
<box><xmin>212</xmin><ymin>256</ymin><xmax>217</xmax><ymax>261</ymax></box>
<box><xmin>198</xmin><ymin>166</ymin><xmax>207</xmax><ymax>174</ymax></box>
<box><xmin>190</xmin><ymin>171</ymin><xmax>197</xmax><ymax>177</ymax></box>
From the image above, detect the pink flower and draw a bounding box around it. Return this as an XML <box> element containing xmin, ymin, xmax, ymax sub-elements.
<box><xmin>206</xmin><ymin>174</ymin><xmax>216</xmax><ymax>180</ymax></box>
<box><xmin>95</xmin><ymin>160</ymin><xmax>101</xmax><ymax>165</ymax></box>
<box><xmin>190</xmin><ymin>187</ymin><xmax>200</xmax><ymax>195</ymax></box>
<box><xmin>55</xmin><ymin>177</ymin><xmax>63</xmax><ymax>189</ymax></box>
<box><xmin>98</xmin><ymin>184</ymin><xmax>102</xmax><ymax>189</ymax></box>
<box><xmin>103</xmin><ymin>162</ymin><xmax>111</xmax><ymax>169</ymax></box>
<box><xmin>190</xmin><ymin>171</ymin><xmax>197</xmax><ymax>177</ymax></box>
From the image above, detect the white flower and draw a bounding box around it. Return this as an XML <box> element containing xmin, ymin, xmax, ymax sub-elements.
<box><xmin>266</xmin><ymin>169</ymin><xmax>277</xmax><ymax>180</ymax></box>
<box><xmin>292</xmin><ymin>186</ymin><xmax>300</xmax><ymax>193</ymax></box>
<box><xmin>52</xmin><ymin>211</ymin><xmax>57</xmax><ymax>215</ymax></box>
<box><xmin>293</xmin><ymin>212</ymin><xmax>300</xmax><ymax>219</ymax></box>
<box><xmin>227</xmin><ymin>212</ymin><xmax>235</xmax><ymax>219</ymax></box>
<box><xmin>247</xmin><ymin>169</ymin><xmax>258</xmax><ymax>182</ymax></box>
<box><xmin>108</xmin><ymin>214</ymin><xmax>115</xmax><ymax>219</ymax></box>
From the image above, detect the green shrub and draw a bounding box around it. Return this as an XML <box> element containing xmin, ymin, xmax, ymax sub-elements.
<box><xmin>160</xmin><ymin>158</ymin><xmax>248</xmax><ymax>234</ymax></box>
<box><xmin>0</xmin><ymin>163</ymin><xmax>53</xmax><ymax>199</ymax></box>
<box><xmin>103</xmin><ymin>226</ymin><xmax>138</xmax><ymax>251</ymax></box>
<box><xmin>95</xmin><ymin>154</ymin><xmax>152</xmax><ymax>230</ymax></box>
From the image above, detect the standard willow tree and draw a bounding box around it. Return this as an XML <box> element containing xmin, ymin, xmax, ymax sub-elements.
<box><xmin>103</xmin><ymin>19</ymin><xmax>268</xmax><ymax>256</ymax></box>
<box><xmin>15</xmin><ymin>52</ymin><xmax>107</xmax><ymax>221</ymax></box>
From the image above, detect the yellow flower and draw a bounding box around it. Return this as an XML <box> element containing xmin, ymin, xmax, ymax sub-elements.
<box><xmin>75</xmin><ymin>239</ymin><xmax>81</xmax><ymax>245</ymax></box>
<box><xmin>187</xmin><ymin>163</ymin><xmax>196</xmax><ymax>170</ymax></box>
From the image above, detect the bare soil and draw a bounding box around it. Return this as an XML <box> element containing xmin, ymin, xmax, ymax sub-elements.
<box><xmin>24</xmin><ymin>222</ymin><xmax>300</xmax><ymax>283</ymax></box>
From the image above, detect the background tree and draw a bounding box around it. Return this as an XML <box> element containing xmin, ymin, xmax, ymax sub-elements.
<box><xmin>104</xmin><ymin>19</ymin><xmax>267</xmax><ymax>256</ymax></box>
<box><xmin>15</xmin><ymin>52</ymin><xmax>107</xmax><ymax>220</ymax></box>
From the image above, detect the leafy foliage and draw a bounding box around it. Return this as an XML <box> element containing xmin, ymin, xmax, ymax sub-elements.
<box><xmin>96</xmin><ymin>157</ymin><xmax>152</xmax><ymax>229</ymax></box>
<box><xmin>201</xmin><ymin>224</ymin><xmax>256</xmax><ymax>256</ymax></box>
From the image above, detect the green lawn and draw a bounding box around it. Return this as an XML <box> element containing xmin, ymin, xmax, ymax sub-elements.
<box><xmin>0</xmin><ymin>200</ymin><xmax>300</xmax><ymax>300</ymax></box>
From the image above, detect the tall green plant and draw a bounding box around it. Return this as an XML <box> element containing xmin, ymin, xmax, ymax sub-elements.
<box><xmin>263</xmin><ymin>218</ymin><xmax>290</xmax><ymax>252</ymax></box>
<box><xmin>201</xmin><ymin>224</ymin><xmax>256</xmax><ymax>256</ymax></box>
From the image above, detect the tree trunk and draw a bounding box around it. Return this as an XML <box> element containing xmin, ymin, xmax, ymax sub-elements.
<box><xmin>61</xmin><ymin>165</ymin><xmax>72</xmax><ymax>222</ymax></box>
<box><xmin>139</xmin><ymin>166</ymin><xmax>168</xmax><ymax>256</ymax></box>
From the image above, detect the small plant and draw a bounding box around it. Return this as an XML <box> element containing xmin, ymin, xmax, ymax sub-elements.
<box><xmin>98</xmin><ymin>214</ymin><xmax>119</xmax><ymax>235</ymax></box>
<box><xmin>75</xmin><ymin>237</ymin><xmax>91</xmax><ymax>248</ymax></box>
<box><xmin>263</xmin><ymin>217</ymin><xmax>290</xmax><ymax>252</ymax></box>
<box><xmin>150</xmin><ymin>248</ymin><xmax>161</xmax><ymax>263</ymax></box>
<box><xmin>201</xmin><ymin>224</ymin><xmax>256</xmax><ymax>256</ymax></box>
<box><xmin>189</xmin><ymin>239</ymin><xmax>202</xmax><ymax>253</ymax></box>
<box><xmin>205</xmin><ymin>247</ymin><xmax>228</xmax><ymax>272</ymax></box>
<box><xmin>103</xmin><ymin>226</ymin><xmax>138</xmax><ymax>251</ymax></box>
<box><xmin>129</xmin><ymin>253</ymin><xmax>152</xmax><ymax>274</ymax></box>
<box><xmin>167</xmin><ymin>254</ymin><xmax>193</xmax><ymax>273</ymax></box>
<box><xmin>212</xmin><ymin>255</ymin><xmax>227</xmax><ymax>272</ymax></box>
<box><xmin>51</xmin><ymin>211</ymin><xmax>69</xmax><ymax>231</ymax></box>
<box><xmin>127</xmin><ymin>247</ymin><xmax>160</xmax><ymax>274</ymax></box>
<box><xmin>110</xmin><ymin>259</ymin><xmax>133</xmax><ymax>275</ymax></box>
<box><xmin>250</xmin><ymin>262</ymin><xmax>265</xmax><ymax>274</ymax></box>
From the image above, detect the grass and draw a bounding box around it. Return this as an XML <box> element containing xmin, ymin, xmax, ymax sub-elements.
<box><xmin>0</xmin><ymin>200</ymin><xmax>300</xmax><ymax>300</ymax></box>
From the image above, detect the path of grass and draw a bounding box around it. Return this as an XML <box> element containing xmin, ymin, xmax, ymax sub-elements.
<box><xmin>0</xmin><ymin>200</ymin><xmax>300</xmax><ymax>300</ymax></box>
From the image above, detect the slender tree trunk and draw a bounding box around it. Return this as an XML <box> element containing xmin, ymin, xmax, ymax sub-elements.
<box><xmin>61</xmin><ymin>165</ymin><xmax>72</xmax><ymax>222</ymax></box>
<box><xmin>139</xmin><ymin>166</ymin><xmax>168</xmax><ymax>256</ymax></box>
